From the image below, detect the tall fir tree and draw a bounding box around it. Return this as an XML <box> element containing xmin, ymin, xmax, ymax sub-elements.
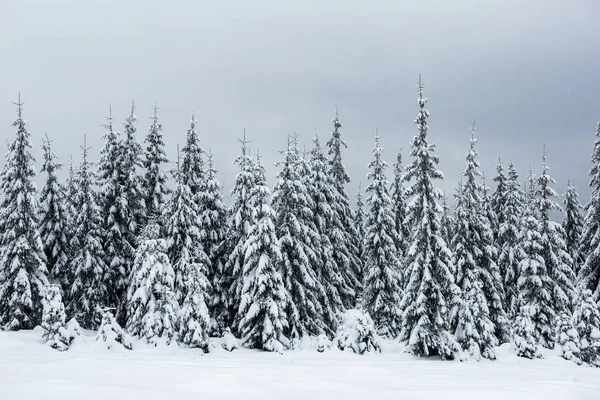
<box><xmin>517</xmin><ymin>182</ymin><xmax>555</xmax><ymax>349</ymax></box>
<box><xmin>143</xmin><ymin>104</ymin><xmax>170</xmax><ymax>221</ymax></box>
<box><xmin>562</xmin><ymin>180</ymin><xmax>584</xmax><ymax>277</ymax></box>
<box><xmin>39</xmin><ymin>135</ymin><xmax>69</xmax><ymax>292</ymax></box>
<box><xmin>64</xmin><ymin>155</ymin><xmax>78</xmax><ymax>255</ymax></box>
<box><xmin>450</xmin><ymin>123</ymin><xmax>504</xmax><ymax>359</ymax></box>
<box><xmin>238</xmin><ymin>156</ymin><xmax>290</xmax><ymax>352</ymax></box>
<box><xmin>399</xmin><ymin>76</ymin><xmax>459</xmax><ymax>359</ymax></box>
<box><xmin>579</xmin><ymin>122</ymin><xmax>600</xmax><ymax>299</ymax></box>
<box><xmin>164</xmin><ymin>150</ymin><xmax>210</xmax><ymax>306</ymax></box>
<box><xmin>69</xmin><ymin>137</ymin><xmax>110</xmax><ymax>329</ymax></box>
<box><xmin>391</xmin><ymin>151</ymin><xmax>410</xmax><ymax>263</ymax></box>
<box><xmin>272</xmin><ymin>135</ymin><xmax>325</xmax><ymax>339</ymax></box>
<box><xmin>308</xmin><ymin>133</ymin><xmax>344</xmax><ymax>334</ymax></box>
<box><xmin>224</xmin><ymin>131</ymin><xmax>256</xmax><ymax>332</ymax></box>
<box><xmin>127</xmin><ymin>223</ymin><xmax>178</xmax><ymax>345</ymax></box>
<box><xmin>353</xmin><ymin>182</ymin><xmax>366</xmax><ymax>273</ymax></box>
<box><xmin>497</xmin><ymin>162</ymin><xmax>525</xmax><ymax>317</ymax></box>
<box><xmin>361</xmin><ymin>133</ymin><xmax>403</xmax><ymax>338</ymax></box>
<box><xmin>198</xmin><ymin>150</ymin><xmax>229</xmax><ymax>333</ymax></box>
<box><xmin>0</xmin><ymin>97</ymin><xmax>48</xmax><ymax>330</ymax></box>
<box><xmin>326</xmin><ymin>110</ymin><xmax>361</xmax><ymax>307</ymax></box>
<box><xmin>97</xmin><ymin>106</ymin><xmax>128</xmax><ymax>316</ymax></box>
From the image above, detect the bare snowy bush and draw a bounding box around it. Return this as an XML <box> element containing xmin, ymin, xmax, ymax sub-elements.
<box><xmin>335</xmin><ymin>309</ymin><xmax>381</xmax><ymax>354</ymax></box>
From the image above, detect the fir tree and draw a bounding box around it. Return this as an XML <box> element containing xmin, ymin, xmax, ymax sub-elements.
<box><xmin>308</xmin><ymin>134</ymin><xmax>344</xmax><ymax>334</ymax></box>
<box><xmin>573</xmin><ymin>288</ymin><xmax>600</xmax><ymax>367</ymax></box>
<box><xmin>126</xmin><ymin>223</ymin><xmax>178</xmax><ymax>346</ymax></box>
<box><xmin>0</xmin><ymin>96</ymin><xmax>48</xmax><ymax>330</ymax></box>
<box><xmin>272</xmin><ymin>135</ymin><xmax>324</xmax><ymax>339</ymax></box>
<box><xmin>181</xmin><ymin>113</ymin><xmax>205</xmax><ymax>199</ymax></box>
<box><xmin>326</xmin><ymin>110</ymin><xmax>360</xmax><ymax>307</ymax></box>
<box><xmin>517</xmin><ymin>195</ymin><xmax>555</xmax><ymax>348</ymax></box>
<box><xmin>179</xmin><ymin>265</ymin><xmax>211</xmax><ymax>352</ymax></box>
<box><xmin>563</xmin><ymin>181</ymin><xmax>584</xmax><ymax>277</ymax></box>
<box><xmin>362</xmin><ymin>133</ymin><xmax>403</xmax><ymax>338</ymax></box>
<box><xmin>69</xmin><ymin>137</ymin><xmax>110</xmax><ymax>329</ymax></box>
<box><xmin>450</xmin><ymin>124</ymin><xmax>502</xmax><ymax>359</ymax></box>
<box><xmin>41</xmin><ymin>285</ymin><xmax>73</xmax><ymax>351</ymax></box>
<box><xmin>491</xmin><ymin>157</ymin><xmax>509</xmax><ymax>229</ymax></box>
<box><xmin>238</xmin><ymin>156</ymin><xmax>289</xmax><ymax>352</ymax></box>
<box><xmin>165</xmin><ymin>151</ymin><xmax>209</xmax><ymax>306</ymax></box>
<box><xmin>391</xmin><ymin>151</ymin><xmax>410</xmax><ymax>262</ymax></box>
<box><xmin>556</xmin><ymin>311</ymin><xmax>582</xmax><ymax>365</ymax></box>
<box><xmin>353</xmin><ymin>182</ymin><xmax>366</xmax><ymax>278</ymax></box>
<box><xmin>399</xmin><ymin>76</ymin><xmax>459</xmax><ymax>359</ymax></box>
<box><xmin>223</xmin><ymin>131</ymin><xmax>256</xmax><ymax>332</ymax></box>
<box><xmin>440</xmin><ymin>193</ymin><xmax>454</xmax><ymax>248</ymax></box>
<box><xmin>198</xmin><ymin>150</ymin><xmax>229</xmax><ymax>333</ymax></box>
<box><xmin>143</xmin><ymin>104</ymin><xmax>170</xmax><ymax>221</ymax></box>
<box><xmin>97</xmin><ymin>106</ymin><xmax>130</xmax><ymax>319</ymax></box>
<box><xmin>511</xmin><ymin>305</ymin><xmax>541</xmax><ymax>359</ymax></box>
<box><xmin>498</xmin><ymin>162</ymin><xmax>525</xmax><ymax>317</ymax></box>
<box><xmin>580</xmin><ymin>122</ymin><xmax>600</xmax><ymax>299</ymax></box>
<box><xmin>96</xmin><ymin>309</ymin><xmax>132</xmax><ymax>350</ymax></box>
<box><xmin>64</xmin><ymin>155</ymin><xmax>78</xmax><ymax>254</ymax></box>
<box><xmin>536</xmin><ymin>149</ymin><xmax>576</xmax><ymax>315</ymax></box>
<box><xmin>39</xmin><ymin>135</ymin><xmax>69</xmax><ymax>292</ymax></box>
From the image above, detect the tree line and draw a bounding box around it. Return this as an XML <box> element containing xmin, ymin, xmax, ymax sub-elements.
<box><xmin>1</xmin><ymin>77</ymin><xmax>599</xmax><ymax>365</ymax></box>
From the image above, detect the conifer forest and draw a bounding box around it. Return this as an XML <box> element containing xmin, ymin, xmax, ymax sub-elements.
<box><xmin>1</xmin><ymin>72</ymin><xmax>600</xmax><ymax>375</ymax></box>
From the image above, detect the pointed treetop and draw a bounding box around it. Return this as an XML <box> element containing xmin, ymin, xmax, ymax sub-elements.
<box><xmin>130</xmin><ymin>100</ymin><xmax>136</xmax><ymax>117</ymax></box>
<box><xmin>333</xmin><ymin>107</ymin><xmax>342</xmax><ymax>128</ymax></box>
<box><xmin>238</xmin><ymin>128</ymin><xmax>251</xmax><ymax>156</ymax></box>
<box><xmin>470</xmin><ymin>119</ymin><xmax>476</xmax><ymax>137</ymax></box>
<box><xmin>417</xmin><ymin>74</ymin><xmax>425</xmax><ymax>103</ymax></box>
<box><xmin>374</xmin><ymin>128</ymin><xmax>381</xmax><ymax>145</ymax></box>
<box><xmin>152</xmin><ymin>102</ymin><xmax>159</xmax><ymax>118</ymax></box>
<box><xmin>13</xmin><ymin>92</ymin><xmax>24</xmax><ymax>118</ymax></box>
<box><xmin>207</xmin><ymin>148</ymin><xmax>215</xmax><ymax>170</ymax></box>
<box><xmin>542</xmin><ymin>142</ymin><xmax>547</xmax><ymax>167</ymax></box>
<box><xmin>102</xmin><ymin>105</ymin><xmax>113</xmax><ymax>130</ymax></box>
<box><xmin>256</xmin><ymin>150</ymin><xmax>261</xmax><ymax>163</ymax></box>
<box><xmin>43</xmin><ymin>132</ymin><xmax>52</xmax><ymax>147</ymax></box>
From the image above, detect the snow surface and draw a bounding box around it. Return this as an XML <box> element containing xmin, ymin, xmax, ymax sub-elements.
<box><xmin>0</xmin><ymin>330</ymin><xmax>598</xmax><ymax>400</ymax></box>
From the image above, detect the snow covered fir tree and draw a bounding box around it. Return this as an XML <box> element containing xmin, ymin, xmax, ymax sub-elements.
<box><xmin>0</xmin><ymin>78</ymin><xmax>599</xmax><ymax>368</ymax></box>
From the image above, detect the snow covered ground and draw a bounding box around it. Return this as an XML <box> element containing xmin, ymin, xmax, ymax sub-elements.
<box><xmin>0</xmin><ymin>330</ymin><xmax>598</xmax><ymax>400</ymax></box>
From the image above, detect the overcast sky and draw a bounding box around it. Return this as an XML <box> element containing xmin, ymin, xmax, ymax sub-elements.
<box><xmin>1</xmin><ymin>0</ymin><xmax>599</xmax><ymax>205</ymax></box>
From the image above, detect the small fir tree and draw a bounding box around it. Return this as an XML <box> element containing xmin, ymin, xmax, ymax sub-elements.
<box><xmin>41</xmin><ymin>285</ymin><xmax>73</xmax><ymax>351</ymax></box>
<box><xmin>572</xmin><ymin>288</ymin><xmax>600</xmax><ymax>367</ymax></box>
<box><xmin>143</xmin><ymin>104</ymin><xmax>170</xmax><ymax>220</ymax></box>
<box><xmin>126</xmin><ymin>223</ymin><xmax>178</xmax><ymax>346</ymax></box>
<box><xmin>562</xmin><ymin>181</ymin><xmax>584</xmax><ymax>277</ymax></box>
<box><xmin>179</xmin><ymin>266</ymin><xmax>211</xmax><ymax>352</ymax></box>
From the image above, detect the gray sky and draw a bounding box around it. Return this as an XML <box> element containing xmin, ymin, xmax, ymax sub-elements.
<box><xmin>1</xmin><ymin>0</ymin><xmax>599</xmax><ymax>206</ymax></box>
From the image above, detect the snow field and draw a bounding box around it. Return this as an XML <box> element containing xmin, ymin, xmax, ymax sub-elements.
<box><xmin>0</xmin><ymin>330</ymin><xmax>598</xmax><ymax>400</ymax></box>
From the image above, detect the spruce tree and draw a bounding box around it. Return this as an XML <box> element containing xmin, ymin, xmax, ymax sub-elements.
<box><xmin>272</xmin><ymin>135</ymin><xmax>324</xmax><ymax>339</ymax></box>
<box><xmin>536</xmin><ymin>149</ymin><xmax>576</xmax><ymax>315</ymax></box>
<box><xmin>127</xmin><ymin>223</ymin><xmax>178</xmax><ymax>346</ymax></box>
<box><xmin>69</xmin><ymin>138</ymin><xmax>110</xmax><ymax>329</ymax></box>
<box><xmin>353</xmin><ymin>182</ymin><xmax>366</xmax><ymax>276</ymax></box>
<box><xmin>556</xmin><ymin>311</ymin><xmax>582</xmax><ymax>365</ymax></box>
<box><xmin>179</xmin><ymin>262</ymin><xmax>211</xmax><ymax>352</ymax></box>
<box><xmin>165</xmin><ymin>151</ymin><xmax>209</xmax><ymax>306</ymax></box>
<box><xmin>580</xmin><ymin>122</ymin><xmax>600</xmax><ymax>299</ymax></box>
<box><xmin>572</xmin><ymin>288</ymin><xmax>600</xmax><ymax>366</ymax></box>
<box><xmin>238</xmin><ymin>156</ymin><xmax>289</xmax><ymax>352</ymax></box>
<box><xmin>391</xmin><ymin>151</ymin><xmax>410</xmax><ymax>262</ymax></box>
<box><xmin>97</xmin><ymin>107</ymin><xmax>130</xmax><ymax>318</ymax></box>
<box><xmin>498</xmin><ymin>162</ymin><xmax>525</xmax><ymax>317</ymax></box>
<box><xmin>224</xmin><ymin>131</ymin><xmax>256</xmax><ymax>332</ymax></box>
<box><xmin>362</xmin><ymin>133</ymin><xmax>403</xmax><ymax>338</ymax></box>
<box><xmin>308</xmin><ymin>134</ymin><xmax>344</xmax><ymax>334</ymax></box>
<box><xmin>450</xmin><ymin>124</ymin><xmax>502</xmax><ymax>359</ymax></box>
<box><xmin>41</xmin><ymin>285</ymin><xmax>73</xmax><ymax>351</ymax></box>
<box><xmin>563</xmin><ymin>181</ymin><xmax>584</xmax><ymax>276</ymax></box>
<box><xmin>143</xmin><ymin>104</ymin><xmax>170</xmax><ymax>221</ymax></box>
<box><xmin>399</xmin><ymin>76</ymin><xmax>459</xmax><ymax>359</ymax></box>
<box><xmin>511</xmin><ymin>305</ymin><xmax>541</xmax><ymax>359</ymax></box>
<box><xmin>440</xmin><ymin>193</ymin><xmax>454</xmax><ymax>248</ymax></box>
<box><xmin>64</xmin><ymin>155</ymin><xmax>78</xmax><ymax>254</ymax></box>
<box><xmin>39</xmin><ymin>135</ymin><xmax>69</xmax><ymax>292</ymax></box>
<box><xmin>517</xmin><ymin>194</ymin><xmax>555</xmax><ymax>348</ymax></box>
<box><xmin>491</xmin><ymin>157</ymin><xmax>509</xmax><ymax>229</ymax></box>
<box><xmin>326</xmin><ymin>110</ymin><xmax>360</xmax><ymax>307</ymax></box>
<box><xmin>0</xmin><ymin>97</ymin><xmax>48</xmax><ymax>330</ymax></box>
<box><xmin>198</xmin><ymin>150</ymin><xmax>229</xmax><ymax>333</ymax></box>
<box><xmin>181</xmin><ymin>113</ymin><xmax>205</xmax><ymax>199</ymax></box>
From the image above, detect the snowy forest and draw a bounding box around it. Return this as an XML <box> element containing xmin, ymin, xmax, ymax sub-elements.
<box><xmin>2</xmin><ymin>76</ymin><xmax>600</xmax><ymax>367</ymax></box>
